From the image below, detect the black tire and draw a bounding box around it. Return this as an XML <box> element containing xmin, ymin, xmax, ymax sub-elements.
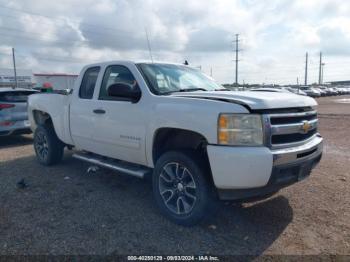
<box><xmin>33</xmin><ymin>125</ymin><xmax>64</xmax><ymax>166</ymax></box>
<box><xmin>152</xmin><ymin>150</ymin><xmax>214</xmax><ymax>226</ymax></box>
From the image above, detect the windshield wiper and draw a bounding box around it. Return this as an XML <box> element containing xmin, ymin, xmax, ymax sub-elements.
<box><xmin>162</xmin><ymin>88</ymin><xmax>207</xmax><ymax>95</ymax></box>
<box><xmin>215</xmin><ymin>88</ymin><xmax>230</xmax><ymax>91</ymax></box>
<box><xmin>177</xmin><ymin>88</ymin><xmax>207</xmax><ymax>92</ymax></box>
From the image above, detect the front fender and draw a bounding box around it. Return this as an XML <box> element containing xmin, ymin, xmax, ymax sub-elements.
<box><xmin>144</xmin><ymin>96</ymin><xmax>249</xmax><ymax>167</ymax></box>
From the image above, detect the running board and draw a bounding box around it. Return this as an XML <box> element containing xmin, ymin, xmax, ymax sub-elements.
<box><xmin>72</xmin><ymin>152</ymin><xmax>150</xmax><ymax>178</ymax></box>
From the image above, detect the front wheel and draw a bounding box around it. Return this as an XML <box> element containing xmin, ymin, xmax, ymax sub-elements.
<box><xmin>152</xmin><ymin>151</ymin><xmax>213</xmax><ymax>226</ymax></box>
<box><xmin>33</xmin><ymin>125</ymin><xmax>64</xmax><ymax>166</ymax></box>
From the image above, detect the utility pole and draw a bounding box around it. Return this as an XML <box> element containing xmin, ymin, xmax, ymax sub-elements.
<box><xmin>318</xmin><ymin>52</ymin><xmax>322</xmax><ymax>85</ymax></box>
<box><xmin>234</xmin><ymin>34</ymin><xmax>240</xmax><ymax>86</ymax></box>
<box><xmin>304</xmin><ymin>52</ymin><xmax>308</xmax><ymax>85</ymax></box>
<box><xmin>210</xmin><ymin>67</ymin><xmax>213</xmax><ymax>77</ymax></box>
<box><xmin>297</xmin><ymin>77</ymin><xmax>300</xmax><ymax>94</ymax></box>
<box><xmin>12</xmin><ymin>47</ymin><xmax>18</xmax><ymax>89</ymax></box>
<box><xmin>321</xmin><ymin>63</ymin><xmax>325</xmax><ymax>84</ymax></box>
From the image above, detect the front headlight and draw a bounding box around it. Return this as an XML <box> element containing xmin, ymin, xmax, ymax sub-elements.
<box><xmin>218</xmin><ymin>114</ymin><xmax>263</xmax><ymax>146</ymax></box>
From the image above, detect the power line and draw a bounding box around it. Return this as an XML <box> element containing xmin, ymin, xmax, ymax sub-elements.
<box><xmin>0</xmin><ymin>24</ymin><xmax>139</xmax><ymax>46</ymax></box>
<box><xmin>0</xmin><ymin>12</ymin><xmax>134</xmax><ymax>39</ymax></box>
<box><xmin>0</xmin><ymin>25</ymin><xmax>222</xmax><ymax>55</ymax></box>
<box><xmin>0</xmin><ymin>25</ymin><xmax>83</xmax><ymax>39</ymax></box>
<box><xmin>0</xmin><ymin>30</ymin><xmax>89</xmax><ymax>47</ymax></box>
<box><xmin>30</xmin><ymin>55</ymin><xmax>89</xmax><ymax>64</ymax></box>
<box><xmin>0</xmin><ymin>49</ymin><xmax>93</xmax><ymax>64</ymax></box>
<box><xmin>0</xmin><ymin>51</ymin><xmax>12</xmax><ymax>56</ymax></box>
<box><xmin>0</xmin><ymin>4</ymin><xmax>131</xmax><ymax>34</ymax></box>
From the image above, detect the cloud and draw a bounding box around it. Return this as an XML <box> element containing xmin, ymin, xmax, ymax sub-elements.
<box><xmin>0</xmin><ymin>0</ymin><xmax>349</xmax><ymax>84</ymax></box>
<box><xmin>185</xmin><ymin>27</ymin><xmax>232</xmax><ymax>52</ymax></box>
<box><xmin>318</xmin><ymin>17</ymin><xmax>350</xmax><ymax>56</ymax></box>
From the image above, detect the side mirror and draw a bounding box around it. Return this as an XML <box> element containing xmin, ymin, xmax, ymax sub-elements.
<box><xmin>107</xmin><ymin>83</ymin><xmax>141</xmax><ymax>103</ymax></box>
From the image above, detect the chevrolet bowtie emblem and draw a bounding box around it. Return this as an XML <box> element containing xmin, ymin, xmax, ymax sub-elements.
<box><xmin>301</xmin><ymin>120</ymin><xmax>311</xmax><ymax>133</ymax></box>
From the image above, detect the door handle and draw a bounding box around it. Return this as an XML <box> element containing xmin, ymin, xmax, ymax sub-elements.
<box><xmin>93</xmin><ymin>109</ymin><xmax>106</xmax><ymax>114</ymax></box>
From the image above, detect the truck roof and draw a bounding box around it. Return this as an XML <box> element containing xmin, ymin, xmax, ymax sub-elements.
<box><xmin>82</xmin><ymin>60</ymin><xmax>188</xmax><ymax>68</ymax></box>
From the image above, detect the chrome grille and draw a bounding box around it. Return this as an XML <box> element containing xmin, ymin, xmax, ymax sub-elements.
<box><xmin>263</xmin><ymin>110</ymin><xmax>318</xmax><ymax>149</ymax></box>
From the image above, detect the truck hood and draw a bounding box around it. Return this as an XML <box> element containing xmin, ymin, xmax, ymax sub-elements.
<box><xmin>171</xmin><ymin>91</ymin><xmax>317</xmax><ymax>110</ymax></box>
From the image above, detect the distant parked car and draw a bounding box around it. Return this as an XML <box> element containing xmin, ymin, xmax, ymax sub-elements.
<box><xmin>332</xmin><ymin>87</ymin><xmax>341</xmax><ymax>95</ymax></box>
<box><xmin>328</xmin><ymin>87</ymin><xmax>339</xmax><ymax>96</ymax></box>
<box><xmin>284</xmin><ymin>87</ymin><xmax>307</xmax><ymax>96</ymax></box>
<box><xmin>336</xmin><ymin>87</ymin><xmax>349</xmax><ymax>95</ymax></box>
<box><xmin>316</xmin><ymin>86</ymin><xmax>331</xmax><ymax>96</ymax></box>
<box><xmin>249</xmin><ymin>87</ymin><xmax>292</xmax><ymax>93</ymax></box>
<box><xmin>0</xmin><ymin>88</ymin><xmax>38</xmax><ymax>136</ymax></box>
<box><xmin>249</xmin><ymin>87</ymin><xmax>308</xmax><ymax>96</ymax></box>
<box><xmin>342</xmin><ymin>87</ymin><xmax>349</xmax><ymax>94</ymax></box>
<box><xmin>249</xmin><ymin>87</ymin><xmax>298</xmax><ymax>95</ymax></box>
<box><xmin>313</xmin><ymin>88</ymin><xmax>327</xmax><ymax>97</ymax></box>
<box><xmin>326</xmin><ymin>88</ymin><xmax>334</xmax><ymax>96</ymax></box>
<box><xmin>299</xmin><ymin>86</ymin><xmax>321</xmax><ymax>97</ymax></box>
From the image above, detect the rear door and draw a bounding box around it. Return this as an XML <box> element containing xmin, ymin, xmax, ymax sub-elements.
<box><xmin>0</xmin><ymin>90</ymin><xmax>36</xmax><ymax>132</ymax></box>
<box><xmin>70</xmin><ymin>66</ymin><xmax>101</xmax><ymax>151</ymax></box>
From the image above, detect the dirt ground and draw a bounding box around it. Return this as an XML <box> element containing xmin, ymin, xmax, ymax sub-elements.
<box><xmin>0</xmin><ymin>95</ymin><xmax>349</xmax><ymax>256</ymax></box>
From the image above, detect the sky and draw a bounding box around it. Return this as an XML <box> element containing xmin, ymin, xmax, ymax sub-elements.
<box><xmin>0</xmin><ymin>0</ymin><xmax>350</xmax><ymax>85</ymax></box>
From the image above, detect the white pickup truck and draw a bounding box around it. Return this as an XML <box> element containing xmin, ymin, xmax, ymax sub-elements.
<box><xmin>28</xmin><ymin>61</ymin><xmax>323</xmax><ymax>226</ymax></box>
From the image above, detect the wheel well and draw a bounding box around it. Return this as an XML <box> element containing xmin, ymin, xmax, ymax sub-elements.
<box><xmin>152</xmin><ymin>128</ymin><xmax>209</xmax><ymax>164</ymax></box>
<box><xmin>33</xmin><ymin>110</ymin><xmax>53</xmax><ymax>127</ymax></box>
<box><xmin>33</xmin><ymin>110</ymin><xmax>67</xmax><ymax>147</ymax></box>
<box><xmin>152</xmin><ymin>128</ymin><xmax>215</xmax><ymax>188</ymax></box>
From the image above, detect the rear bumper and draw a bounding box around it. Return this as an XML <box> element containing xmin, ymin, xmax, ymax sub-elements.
<box><xmin>0</xmin><ymin>119</ymin><xmax>32</xmax><ymax>136</ymax></box>
<box><xmin>207</xmin><ymin>135</ymin><xmax>323</xmax><ymax>200</ymax></box>
<box><xmin>0</xmin><ymin>128</ymin><xmax>32</xmax><ymax>136</ymax></box>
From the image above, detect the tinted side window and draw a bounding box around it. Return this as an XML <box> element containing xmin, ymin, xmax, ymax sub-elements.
<box><xmin>0</xmin><ymin>91</ymin><xmax>37</xmax><ymax>102</ymax></box>
<box><xmin>99</xmin><ymin>65</ymin><xmax>137</xmax><ymax>100</ymax></box>
<box><xmin>79</xmin><ymin>67</ymin><xmax>100</xmax><ymax>99</ymax></box>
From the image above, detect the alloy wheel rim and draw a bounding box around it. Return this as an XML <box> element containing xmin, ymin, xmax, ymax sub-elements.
<box><xmin>158</xmin><ymin>162</ymin><xmax>197</xmax><ymax>215</ymax></box>
<box><xmin>35</xmin><ymin>132</ymin><xmax>49</xmax><ymax>160</ymax></box>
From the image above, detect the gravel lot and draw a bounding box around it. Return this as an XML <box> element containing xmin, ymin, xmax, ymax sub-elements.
<box><xmin>0</xmin><ymin>95</ymin><xmax>349</xmax><ymax>256</ymax></box>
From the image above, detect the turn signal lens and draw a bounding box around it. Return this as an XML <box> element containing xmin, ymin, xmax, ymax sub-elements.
<box><xmin>218</xmin><ymin>130</ymin><xmax>229</xmax><ymax>144</ymax></box>
<box><xmin>218</xmin><ymin>114</ymin><xmax>228</xmax><ymax>129</ymax></box>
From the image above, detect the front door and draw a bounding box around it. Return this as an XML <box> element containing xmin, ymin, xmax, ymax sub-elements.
<box><xmin>90</xmin><ymin>65</ymin><xmax>147</xmax><ymax>165</ymax></box>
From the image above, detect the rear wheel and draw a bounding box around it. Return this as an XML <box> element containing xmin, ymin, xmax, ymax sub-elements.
<box><xmin>34</xmin><ymin>125</ymin><xmax>64</xmax><ymax>166</ymax></box>
<box><xmin>152</xmin><ymin>151</ymin><xmax>213</xmax><ymax>226</ymax></box>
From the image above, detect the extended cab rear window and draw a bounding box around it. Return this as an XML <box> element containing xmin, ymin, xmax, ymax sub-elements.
<box><xmin>79</xmin><ymin>67</ymin><xmax>100</xmax><ymax>99</ymax></box>
<box><xmin>0</xmin><ymin>90</ymin><xmax>37</xmax><ymax>102</ymax></box>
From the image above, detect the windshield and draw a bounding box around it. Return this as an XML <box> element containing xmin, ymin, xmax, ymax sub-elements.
<box><xmin>137</xmin><ymin>63</ymin><xmax>224</xmax><ymax>95</ymax></box>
